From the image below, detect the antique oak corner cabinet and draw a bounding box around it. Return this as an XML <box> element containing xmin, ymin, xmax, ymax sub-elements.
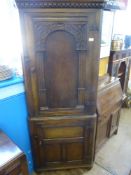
<box><xmin>16</xmin><ymin>0</ymin><xmax>124</xmax><ymax>172</ymax></box>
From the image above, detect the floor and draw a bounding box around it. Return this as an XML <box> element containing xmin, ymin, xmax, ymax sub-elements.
<box><xmin>33</xmin><ymin>108</ymin><xmax>131</xmax><ymax>175</ymax></box>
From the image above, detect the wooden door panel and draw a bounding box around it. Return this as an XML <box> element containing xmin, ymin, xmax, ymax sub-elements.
<box><xmin>30</xmin><ymin>115</ymin><xmax>96</xmax><ymax>169</ymax></box>
<box><xmin>39</xmin><ymin>142</ymin><xmax>84</xmax><ymax>167</ymax></box>
<box><xmin>66</xmin><ymin>142</ymin><xmax>83</xmax><ymax>161</ymax></box>
<box><xmin>44</xmin><ymin>144</ymin><xmax>61</xmax><ymax>162</ymax></box>
<box><xmin>34</xmin><ymin>21</ymin><xmax>88</xmax><ymax>113</ymax></box>
<box><xmin>21</xmin><ymin>10</ymin><xmax>101</xmax><ymax>116</ymax></box>
<box><xmin>45</xmin><ymin>31</ymin><xmax>78</xmax><ymax>108</ymax></box>
<box><xmin>44</xmin><ymin>127</ymin><xmax>83</xmax><ymax>139</ymax></box>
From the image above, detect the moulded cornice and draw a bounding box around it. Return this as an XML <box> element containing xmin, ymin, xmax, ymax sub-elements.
<box><xmin>15</xmin><ymin>0</ymin><xmax>126</xmax><ymax>10</ymax></box>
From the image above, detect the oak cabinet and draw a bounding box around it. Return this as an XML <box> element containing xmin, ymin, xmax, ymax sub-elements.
<box><xmin>17</xmin><ymin>8</ymin><xmax>100</xmax><ymax>171</ymax></box>
<box><xmin>16</xmin><ymin>0</ymin><xmax>124</xmax><ymax>172</ymax></box>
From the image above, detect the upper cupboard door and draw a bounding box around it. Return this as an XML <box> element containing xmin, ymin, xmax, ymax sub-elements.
<box><xmin>22</xmin><ymin>10</ymin><xmax>101</xmax><ymax>116</ymax></box>
<box><xmin>34</xmin><ymin>20</ymin><xmax>88</xmax><ymax>114</ymax></box>
<box><xmin>45</xmin><ymin>30</ymin><xmax>78</xmax><ymax>108</ymax></box>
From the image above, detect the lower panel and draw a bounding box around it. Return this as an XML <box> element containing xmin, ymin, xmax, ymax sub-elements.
<box><xmin>96</xmin><ymin>118</ymin><xmax>110</xmax><ymax>151</ymax></box>
<box><xmin>96</xmin><ymin>109</ymin><xmax>121</xmax><ymax>151</ymax></box>
<box><xmin>29</xmin><ymin>114</ymin><xmax>96</xmax><ymax>171</ymax></box>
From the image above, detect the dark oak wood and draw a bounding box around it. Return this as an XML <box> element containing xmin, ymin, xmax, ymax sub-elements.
<box><xmin>30</xmin><ymin>115</ymin><xmax>96</xmax><ymax>171</ymax></box>
<box><xmin>96</xmin><ymin>76</ymin><xmax>123</xmax><ymax>151</ymax></box>
<box><xmin>19</xmin><ymin>9</ymin><xmax>101</xmax><ymax>117</ymax></box>
<box><xmin>44</xmin><ymin>31</ymin><xmax>78</xmax><ymax>108</ymax></box>
<box><xmin>96</xmin><ymin>117</ymin><xmax>110</xmax><ymax>151</ymax></box>
<box><xmin>18</xmin><ymin>8</ymin><xmax>101</xmax><ymax>171</ymax></box>
<box><xmin>0</xmin><ymin>131</ymin><xmax>29</xmax><ymax>175</ymax></box>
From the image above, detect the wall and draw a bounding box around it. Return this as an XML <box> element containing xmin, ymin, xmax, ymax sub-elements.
<box><xmin>0</xmin><ymin>83</ymin><xmax>33</xmax><ymax>174</ymax></box>
<box><xmin>113</xmin><ymin>1</ymin><xmax>131</xmax><ymax>36</ymax></box>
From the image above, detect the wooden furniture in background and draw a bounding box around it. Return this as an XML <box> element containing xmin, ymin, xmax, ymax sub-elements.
<box><xmin>108</xmin><ymin>49</ymin><xmax>131</xmax><ymax>98</ymax></box>
<box><xmin>16</xmin><ymin>0</ymin><xmax>124</xmax><ymax>172</ymax></box>
<box><xmin>0</xmin><ymin>130</ymin><xmax>29</xmax><ymax>175</ymax></box>
<box><xmin>96</xmin><ymin>76</ymin><xmax>123</xmax><ymax>151</ymax></box>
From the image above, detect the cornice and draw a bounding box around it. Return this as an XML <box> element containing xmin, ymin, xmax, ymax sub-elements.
<box><xmin>15</xmin><ymin>0</ymin><xmax>126</xmax><ymax>10</ymax></box>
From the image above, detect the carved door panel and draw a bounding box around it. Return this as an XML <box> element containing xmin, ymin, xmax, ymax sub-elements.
<box><xmin>34</xmin><ymin>21</ymin><xmax>88</xmax><ymax>115</ymax></box>
<box><xmin>21</xmin><ymin>10</ymin><xmax>101</xmax><ymax>117</ymax></box>
<box><xmin>38</xmin><ymin>141</ymin><xmax>85</xmax><ymax>168</ymax></box>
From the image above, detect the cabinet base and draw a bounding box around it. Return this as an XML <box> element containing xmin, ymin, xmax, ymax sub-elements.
<box><xmin>30</xmin><ymin>114</ymin><xmax>96</xmax><ymax>172</ymax></box>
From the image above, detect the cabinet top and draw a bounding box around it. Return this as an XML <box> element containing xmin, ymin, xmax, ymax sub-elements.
<box><xmin>15</xmin><ymin>0</ymin><xmax>127</xmax><ymax>10</ymax></box>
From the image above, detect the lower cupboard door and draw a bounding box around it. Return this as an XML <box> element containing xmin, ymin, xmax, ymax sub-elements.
<box><xmin>36</xmin><ymin>140</ymin><xmax>93</xmax><ymax>169</ymax></box>
<box><xmin>30</xmin><ymin>116</ymin><xmax>96</xmax><ymax>170</ymax></box>
<box><xmin>96</xmin><ymin>119</ymin><xmax>110</xmax><ymax>151</ymax></box>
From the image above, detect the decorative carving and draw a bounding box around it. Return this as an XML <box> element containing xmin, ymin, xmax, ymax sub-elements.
<box><xmin>16</xmin><ymin>0</ymin><xmax>125</xmax><ymax>10</ymax></box>
<box><xmin>34</xmin><ymin>22</ymin><xmax>88</xmax><ymax>51</ymax></box>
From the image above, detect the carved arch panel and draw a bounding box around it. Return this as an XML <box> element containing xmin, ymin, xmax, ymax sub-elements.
<box><xmin>45</xmin><ymin>30</ymin><xmax>78</xmax><ymax>108</ymax></box>
<box><xmin>34</xmin><ymin>22</ymin><xmax>88</xmax><ymax>51</ymax></box>
<box><xmin>33</xmin><ymin>21</ymin><xmax>88</xmax><ymax>113</ymax></box>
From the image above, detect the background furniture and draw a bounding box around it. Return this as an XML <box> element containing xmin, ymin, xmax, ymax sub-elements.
<box><xmin>108</xmin><ymin>49</ymin><xmax>131</xmax><ymax>99</ymax></box>
<box><xmin>16</xmin><ymin>0</ymin><xmax>124</xmax><ymax>172</ymax></box>
<box><xmin>96</xmin><ymin>76</ymin><xmax>123</xmax><ymax>151</ymax></box>
<box><xmin>0</xmin><ymin>130</ymin><xmax>29</xmax><ymax>175</ymax></box>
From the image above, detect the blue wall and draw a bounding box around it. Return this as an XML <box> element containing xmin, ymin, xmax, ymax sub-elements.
<box><xmin>0</xmin><ymin>84</ymin><xmax>33</xmax><ymax>173</ymax></box>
